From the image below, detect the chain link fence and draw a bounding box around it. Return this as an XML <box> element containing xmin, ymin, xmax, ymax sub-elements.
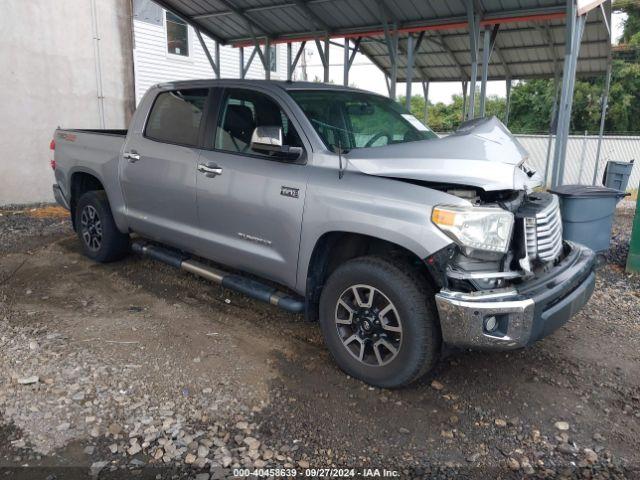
<box><xmin>514</xmin><ymin>134</ymin><xmax>639</xmax><ymax>191</ymax></box>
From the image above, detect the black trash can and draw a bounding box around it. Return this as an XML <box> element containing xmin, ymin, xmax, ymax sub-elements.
<box><xmin>549</xmin><ymin>185</ymin><xmax>628</xmax><ymax>252</ymax></box>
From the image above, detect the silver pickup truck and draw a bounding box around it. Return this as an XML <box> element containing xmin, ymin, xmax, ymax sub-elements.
<box><xmin>52</xmin><ymin>79</ymin><xmax>596</xmax><ymax>388</ymax></box>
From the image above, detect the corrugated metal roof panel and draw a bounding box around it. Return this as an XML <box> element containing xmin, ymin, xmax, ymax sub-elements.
<box><xmin>156</xmin><ymin>0</ymin><xmax>610</xmax><ymax>81</ymax></box>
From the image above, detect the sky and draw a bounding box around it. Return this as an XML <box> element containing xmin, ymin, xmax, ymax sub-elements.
<box><xmin>296</xmin><ymin>12</ymin><xmax>625</xmax><ymax>105</ymax></box>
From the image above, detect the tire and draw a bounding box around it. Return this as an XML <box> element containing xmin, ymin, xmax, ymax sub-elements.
<box><xmin>319</xmin><ymin>255</ymin><xmax>441</xmax><ymax>388</ymax></box>
<box><xmin>75</xmin><ymin>190</ymin><xmax>129</xmax><ymax>263</ymax></box>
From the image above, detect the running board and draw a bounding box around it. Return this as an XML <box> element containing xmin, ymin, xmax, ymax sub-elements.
<box><xmin>131</xmin><ymin>242</ymin><xmax>305</xmax><ymax>313</ymax></box>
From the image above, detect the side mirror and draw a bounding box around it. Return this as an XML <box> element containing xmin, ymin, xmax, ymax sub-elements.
<box><xmin>250</xmin><ymin>126</ymin><xmax>283</xmax><ymax>152</ymax></box>
<box><xmin>250</xmin><ymin>126</ymin><xmax>303</xmax><ymax>161</ymax></box>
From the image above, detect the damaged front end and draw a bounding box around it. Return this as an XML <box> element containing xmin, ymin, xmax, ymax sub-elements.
<box><xmin>436</xmin><ymin>189</ymin><xmax>566</xmax><ymax>292</ymax></box>
<box><xmin>427</xmin><ymin>187</ymin><xmax>596</xmax><ymax>350</ymax></box>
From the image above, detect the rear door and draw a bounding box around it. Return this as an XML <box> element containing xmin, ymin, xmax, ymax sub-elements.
<box><xmin>195</xmin><ymin>87</ymin><xmax>310</xmax><ymax>288</ymax></box>
<box><xmin>120</xmin><ymin>88</ymin><xmax>210</xmax><ymax>248</ymax></box>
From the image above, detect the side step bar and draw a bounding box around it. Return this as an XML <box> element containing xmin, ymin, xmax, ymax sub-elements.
<box><xmin>131</xmin><ymin>242</ymin><xmax>304</xmax><ymax>313</ymax></box>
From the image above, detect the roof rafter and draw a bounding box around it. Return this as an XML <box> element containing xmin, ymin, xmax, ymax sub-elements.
<box><xmin>154</xmin><ymin>0</ymin><xmax>611</xmax><ymax>82</ymax></box>
<box><xmin>229</xmin><ymin>6</ymin><xmax>567</xmax><ymax>46</ymax></box>
<box><xmin>291</xmin><ymin>0</ymin><xmax>331</xmax><ymax>33</ymax></box>
<box><xmin>215</xmin><ymin>0</ymin><xmax>273</xmax><ymax>38</ymax></box>
<box><xmin>427</xmin><ymin>34</ymin><xmax>468</xmax><ymax>80</ymax></box>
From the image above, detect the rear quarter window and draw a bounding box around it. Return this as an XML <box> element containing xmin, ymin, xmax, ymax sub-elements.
<box><xmin>145</xmin><ymin>89</ymin><xmax>208</xmax><ymax>146</ymax></box>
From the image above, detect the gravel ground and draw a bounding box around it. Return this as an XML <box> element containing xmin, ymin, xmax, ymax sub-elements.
<box><xmin>0</xmin><ymin>203</ymin><xmax>638</xmax><ymax>479</ymax></box>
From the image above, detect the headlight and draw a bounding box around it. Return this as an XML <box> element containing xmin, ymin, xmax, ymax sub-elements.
<box><xmin>431</xmin><ymin>205</ymin><xmax>514</xmax><ymax>254</ymax></box>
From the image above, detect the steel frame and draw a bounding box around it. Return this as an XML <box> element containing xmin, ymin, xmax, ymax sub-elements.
<box><xmin>314</xmin><ymin>36</ymin><xmax>330</xmax><ymax>82</ymax></box>
<box><xmin>287</xmin><ymin>41</ymin><xmax>307</xmax><ymax>81</ymax></box>
<box><xmin>592</xmin><ymin>1</ymin><xmax>613</xmax><ymax>186</ymax></box>
<box><xmin>196</xmin><ymin>29</ymin><xmax>220</xmax><ymax>79</ymax></box>
<box><xmin>342</xmin><ymin>37</ymin><xmax>361</xmax><ymax>86</ymax></box>
<box><xmin>158</xmin><ymin>0</ymin><xmax>611</xmax><ymax>192</ymax></box>
<box><xmin>550</xmin><ymin>0</ymin><xmax>587</xmax><ymax>188</ymax></box>
<box><xmin>466</xmin><ymin>0</ymin><xmax>481</xmax><ymax>120</ymax></box>
<box><xmin>422</xmin><ymin>80</ymin><xmax>430</xmax><ymax>122</ymax></box>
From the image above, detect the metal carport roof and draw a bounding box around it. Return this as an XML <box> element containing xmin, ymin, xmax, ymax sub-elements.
<box><xmin>151</xmin><ymin>0</ymin><xmax>612</xmax><ymax>188</ymax></box>
<box><xmin>358</xmin><ymin>7</ymin><xmax>610</xmax><ymax>82</ymax></box>
<box><xmin>152</xmin><ymin>0</ymin><xmax>611</xmax><ymax>82</ymax></box>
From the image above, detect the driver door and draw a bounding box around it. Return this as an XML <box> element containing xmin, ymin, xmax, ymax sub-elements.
<box><xmin>195</xmin><ymin>88</ymin><xmax>309</xmax><ymax>288</ymax></box>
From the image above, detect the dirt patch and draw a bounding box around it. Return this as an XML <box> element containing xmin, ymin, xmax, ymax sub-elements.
<box><xmin>0</xmin><ymin>204</ymin><xmax>638</xmax><ymax>479</ymax></box>
<box><xmin>24</xmin><ymin>205</ymin><xmax>70</xmax><ymax>219</ymax></box>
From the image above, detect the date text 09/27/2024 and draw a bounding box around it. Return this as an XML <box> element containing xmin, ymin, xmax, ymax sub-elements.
<box><xmin>233</xmin><ymin>467</ymin><xmax>400</xmax><ymax>477</ymax></box>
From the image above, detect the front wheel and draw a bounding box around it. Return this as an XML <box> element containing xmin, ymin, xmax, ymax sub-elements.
<box><xmin>319</xmin><ymin>256</ymin><xmax>441</xmax><ymax>388</ymax></box>
<box><xmin>75</xmin><ymin>191</ymin><xmax>129</xmax><ymax>263</ymax></box>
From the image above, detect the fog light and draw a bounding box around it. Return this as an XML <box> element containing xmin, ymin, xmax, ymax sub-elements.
<box><xmin>484</xmin><ymin>315</ymin><xmax>498</xmax><ymax>332</ymax></box>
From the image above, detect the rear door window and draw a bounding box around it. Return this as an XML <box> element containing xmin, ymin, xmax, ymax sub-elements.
<box><xmin>145</xmin><ymin>89</ymin><xmax>209</xmax><ymax>146</ymax></box>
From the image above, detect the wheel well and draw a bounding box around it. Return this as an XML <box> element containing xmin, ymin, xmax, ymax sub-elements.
<box><xmin>69</xmin><ymin>172</ymin><xmax>104</xmax><ymax>230</ymax></box>
<box><xmin>304</xmin><ymin>232</ymin><xmax>435</xmax><ymax>322</ymax></box>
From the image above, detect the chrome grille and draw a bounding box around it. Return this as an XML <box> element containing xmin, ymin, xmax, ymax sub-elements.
<box><xmin>525</xmin><ymin>194</ymin><xmax>563</xmax><ymax>263</ymax></box>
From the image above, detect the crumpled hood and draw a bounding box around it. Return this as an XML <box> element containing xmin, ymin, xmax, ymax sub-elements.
<box><xmin>346</xmin><ymin>116</ymin><xmax>542</xmax><ymax>191</ymax></box>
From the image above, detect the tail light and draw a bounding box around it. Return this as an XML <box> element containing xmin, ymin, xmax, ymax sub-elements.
<box><xmin>50</xmin><ymin>138</ymin><xmax>56</xmax><ymax>170</ymax></box>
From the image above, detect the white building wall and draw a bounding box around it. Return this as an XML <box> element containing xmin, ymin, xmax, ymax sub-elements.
<box><xmin>0</xmin><ymin>0</ymin><xmax>134</xmax><ymax>205</ymax></box>
<box><xmin>133</xmin><ymin>13</ymin><xmax>288</xmax><ymax>105</ymax></box>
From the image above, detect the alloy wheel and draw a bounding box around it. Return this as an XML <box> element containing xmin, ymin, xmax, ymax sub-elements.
<box><xmin>80</xmin><ymin>205</ymin><xmax>102</xmax><ymax>252</ymax></box>
<box><xmin>334</xmin><ymin>284</ymin><xmax>403</xmax><ymax>367</ymax></box>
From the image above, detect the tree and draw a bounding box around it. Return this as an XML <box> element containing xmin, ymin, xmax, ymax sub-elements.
<box><xmin>399</xmin><ymin>92</ymin><xmax>506</xmax><ymax>132</ymax></box>
<box><xmin>393</xmin><ymin>4</ymin><xmax>640</xmax><ymax>134</ymax></box>
<box><xmin>616</xmin><ymin>0</ymin><xmax>640</xmax><ymax>46</ymax></box>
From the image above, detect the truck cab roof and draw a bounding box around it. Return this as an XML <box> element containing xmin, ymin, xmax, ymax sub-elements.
<box><xmin>154</xmin><ymin>78</ymin><xmax>373</xmax><ymax>95</ymax></box>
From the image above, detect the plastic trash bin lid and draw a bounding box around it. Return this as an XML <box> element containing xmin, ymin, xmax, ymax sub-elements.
<box><xmin>548</xmin><ymin>184</ymin><xmax>628</xmax><ymax>198</ymax></box>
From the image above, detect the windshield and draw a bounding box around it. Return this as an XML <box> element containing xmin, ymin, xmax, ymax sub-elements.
<box><xmin>288</xmin><ymin>90</ymin><xmax>437</xmax><ymax>151</ymax></box>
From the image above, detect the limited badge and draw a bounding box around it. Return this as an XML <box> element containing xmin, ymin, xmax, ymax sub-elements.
<box><xmin>280</xmin><ymin>186</ymin><xmax>299</xmax><ymax>198</ymax></box>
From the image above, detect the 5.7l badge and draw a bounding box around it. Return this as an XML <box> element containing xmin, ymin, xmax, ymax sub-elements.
<box><xmin>280</xmin><ymin>186</ymin><xmax>299</xmax><ymax>198</ymax></box>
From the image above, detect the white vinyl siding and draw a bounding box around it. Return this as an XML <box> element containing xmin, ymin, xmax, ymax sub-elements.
<box><xmin>133</xmin><ymin>15</ymin><xmax>287</xmax><ymax>105</ymax></box>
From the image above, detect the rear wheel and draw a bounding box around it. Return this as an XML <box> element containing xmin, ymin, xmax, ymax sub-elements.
<box><xmin>75</xmin><ymin>191</ymin><xmax>129</xmax><ymax>263</ymax></box>
<box><xmin>319</xmin><ymin>256</ymin><xmax>441</xmax><ymax>388</ymax></box>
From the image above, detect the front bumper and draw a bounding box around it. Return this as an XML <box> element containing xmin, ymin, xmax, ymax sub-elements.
<box><xmin>435</xmin><ymin>241</ymin><xmax>596</xmax><ymax>350</ymax></box>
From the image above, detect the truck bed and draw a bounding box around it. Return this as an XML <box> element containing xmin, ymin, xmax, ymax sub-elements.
<box><xmin>53</xmin><ymin>128</ymin><xmax>128</xmax><ymax>210</ymax></box>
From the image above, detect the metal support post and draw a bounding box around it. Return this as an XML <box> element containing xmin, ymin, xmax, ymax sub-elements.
<box><xmin>343</xmin><ymin>38</ymin><xmax>350</xmax><ymax>86</ymax></box>
<box><xmin>241</xmin><ymin>46</ymin><xmax>259</xmax><ymax>79</ymax></box>
<box><xmin>504</xmin><ymin>77</ymin><xmax>512</xmax><ymax>126</ymax></box>
<box><xmin>593</xmin><ymin>65</ymin><xmax>613</xmax><ymax>184</ymax></box>
<box><xmin>342</xmin><ymin>37</ymin><xmax>361</xmax><ymax>86</ymax></box>
<box><xmin>215</xmin><ymin>41</ymin><xmax>220</xmax><ymax>78</ymax></box>
<box><xmin>466</xmin><ymin>0</ymin><xmax>480</xmax><ymax>120</ymax></box>
<box><xmin>422</xmin><ymin>81</ymin><xmax>430</xmax><ymax>123</ymax></box>
<box><xmin>324</xmin><ymin>36</ymin><xmax>330</xmax><ymax>82</ymax></box>
<box><xmin>544</xmin><ymin>69</ymin><xmax>561</xmax><ymax>185</ymax></box>
<box><xmin>377</xmin><ymin>0</ymin><xmax>398</xmax><ymax>99</ymax></box>
<box><xmin>551</xmin><ymin>2</ymin><xmax>586</xmax><ymax>188</ymax></box>
<box><xmin>480</xmin><ymin>27</ymin><xmax>490</xmax><ymax>117</ymax></box>
<box><xmin>264</xmin><ymin>38</ymin><xmax>271</xmax><ymax>80</ymax></box>
<box><xmin>196</xmin><ymin>29</ymin><xmax>220</xmax><ymax>78</ymax></box>
<box><xmin>390</xmin><ymin>32</ymin><xmax>398</xmax><ymax>99</ymax></box>
<box><xmin>462</xmin><ymin>80</ymin><xmax>468</xmax><ymax>121</ymax></box>
<box><xmin>578</xmin><ymin>130</ymin><xmax>588</xmax><ymax>183</ymax></box>
<box><xmin>286</xmin><ymin>42</ymin><xmax>307</xmax><ymax>82</ymax></box>
<box><xmin>314</xmin><ymin>37</ymin><xmax>330</xmax><ymax>83</ymax></box>
<box><xmin>405</xmin><ymin>34</ymin><xmax>415</xmax><ymax>110</ymax></box>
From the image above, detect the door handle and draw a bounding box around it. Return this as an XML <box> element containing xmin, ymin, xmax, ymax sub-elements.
<box><xmin>123</xmin><ymin>151</ymin><xmax>141</xmax><ymax>163</ymax></box>
<box><xmin>198</xmin><ymin>163</ymin><xmax>223</xmax><ymax>177</ymax></box>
